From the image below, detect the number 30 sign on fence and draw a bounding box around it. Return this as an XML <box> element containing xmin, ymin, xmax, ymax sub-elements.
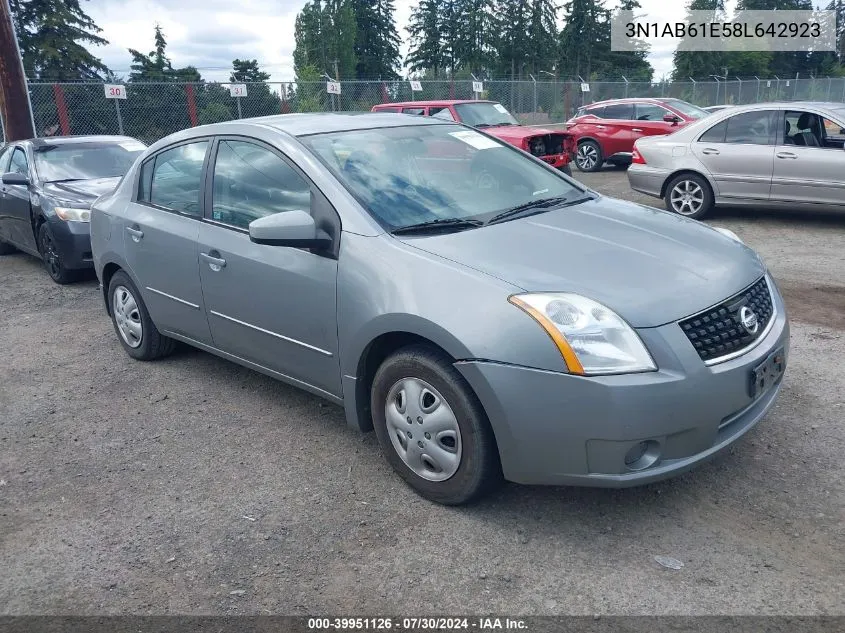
<box><xmin>104</xmin><ymin>84</ymin><xmax>127</xmax><ymax>99</ymax></box>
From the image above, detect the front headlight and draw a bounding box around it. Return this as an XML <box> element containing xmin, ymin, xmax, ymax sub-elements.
<box><xmin>509</xmin><ymin>293</ymin><xmax>657</xmax><ymax>375</ymax></box>
<box><xmin>54</xmin><ymin>207</ymin><xmax>91</xmax><ymax>222</ymax></box>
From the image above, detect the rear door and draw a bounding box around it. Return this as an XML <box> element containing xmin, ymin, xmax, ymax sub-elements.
<box><xmin>770</xmin><ymin>109</ymin><xmax>845</xmax><ymax>207</ymax></box>
<box><xmin>692</xmin><ymin>109</ymin><xmax>777</xmax><ymax>201</ymax></box>
<box><xmin>123</xmin><ymin>139</ymin><xmax>213</xmax><ymax>343</ymax></box>
<box><xmin>594</xmin><ymin>102</ymin><xmax>634</xmax><ymax>156</ymax></box>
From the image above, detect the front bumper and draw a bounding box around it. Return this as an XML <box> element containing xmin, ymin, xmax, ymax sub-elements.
<box><xmin>49</xmin><ymin>218</ymin><xmax>93</xmax><ymax>270</ymax></box>
<box><xmin>456</xmin><ymin>281</ymin><xmax>790</xmax><ymax>487</ymax></box>
<box><xmin>539</xmin><ymin>153</ymin><xmax>572</xmax><ymax>169</ymax></box>
<box><xmin>627</xmin><ymin>165</ymin><xmax>669</xmax><ymax>198</ymax></box>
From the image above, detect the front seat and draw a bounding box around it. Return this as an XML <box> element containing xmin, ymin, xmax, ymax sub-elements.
<box><xmin>783</xmin><ymin>120</ymin><xmax>795</xmax><ymax>145</ymax></box>
<box><xmin>795</xmin><ymin>113</ymin><xmax>821</xmax><ymax>147</ymax></box>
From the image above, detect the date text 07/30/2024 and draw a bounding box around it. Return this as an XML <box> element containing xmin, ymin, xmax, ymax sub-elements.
<box><xmin>307</xmin><ymin>617</ymin><xmax>528</xmax><ymax>630</ymax></box>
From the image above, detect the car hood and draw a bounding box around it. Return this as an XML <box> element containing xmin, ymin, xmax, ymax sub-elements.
<box><xmin>486</xmin><ymin>125</ymin><xmax>571</xmax><ymax>143</ymax></box>
<box><xmin>41</xmin><ymin>177</ymin><xmax>122</xmax><ymax>206</ymax></box>
<box><xmin>398</xmin><ymin>197</ymin><xmax>765</xmax><ymax>328</ymax></box>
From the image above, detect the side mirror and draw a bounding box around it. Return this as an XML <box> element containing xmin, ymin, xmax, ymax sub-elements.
<box><xmin>249</xmin><ymin>210</ymin><xmax>331</xmax><ymax>249</ymax></box>
<box><xmin>2</xmin><ymin>172</ymin><xmax>29</xmax><ymax>186</ymax></box>
<box><xmin>663</xmin><ymin>113</ymin><xmax>681</xmax><ymax>125</ymax></box>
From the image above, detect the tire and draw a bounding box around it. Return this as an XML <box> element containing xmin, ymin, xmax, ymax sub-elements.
<box><xmin>107</xmin><ymin>270</ymin><xmax>176</xmax><ymax>361</ymax></box>
<box><xmin>0</xmin><ymin>239</ymin><xmax>17</xmax><ymax>255</ymax></box>
<box><xmin>371</xmin><ymin>345</ymin><xmax>502</xmax><ymax>505</ymax></box>
<box><xmin>664</xmin><ymin>172</ymin><xmax>714</xmax><ymax>220</ymax></box>
<box><xmin>37</xmin><ymin>223</ymin><xmax>76</xmax><ymax>284</ymax></box>
<box><xmin>575</xmin><ymin>140</ymin><xmax>603</xmax><ymax>172</ymax></box>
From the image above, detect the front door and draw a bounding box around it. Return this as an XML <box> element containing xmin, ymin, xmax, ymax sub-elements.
<box><xmin>770</xmin><ymin>109</ymin><xmax>845</xmax><ymax>207</ymax></box>
<box><xmin>691</xmin><ymin>109</ymin><xmax>777</xmax><ymax>201</ymax></box>
<box><xmin>0</xmin><ymin>145</ymin><xmax>16</xmax><ymax>243</ymax></box>
<box><xmin>198</xmin><ymin>138</ymin><xmax>341</xmax><ymax>397</ymax></box>
<box><xmin>123</xmin><ymin>139</ymin><xmax>212</xmax><ymax>343</ymax></box>
<box><xmin>632</xmin><ymin>103</ymin><xmax>678</xmax><ymax>145</ymax></box>
<box><xmin>4</xmin><ymin>147</ymin><xmax>38</xmax><ymax>251</ymax></box>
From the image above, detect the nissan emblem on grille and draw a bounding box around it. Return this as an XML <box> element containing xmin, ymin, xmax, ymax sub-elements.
<box><xmin>739</xmin><ymin>306</ymin><xmax>759</xmax><ymax>335</ymax></box>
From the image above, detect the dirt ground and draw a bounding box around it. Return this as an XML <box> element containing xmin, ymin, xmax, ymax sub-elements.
<box><xmin>1</xmin><ymin>168</ymin><xmax>843</xmax><ymax>615</ymax></box>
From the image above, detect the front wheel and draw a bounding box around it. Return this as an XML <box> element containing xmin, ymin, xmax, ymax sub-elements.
<box><xmin>38</xmin><ymin>224</ymin><xmax>75</xmax><ymax>284</ymax></box>
<box><xmin>665</xmin><ymin>173</ymin><xmax>714</xmax><ymax>220</ymax></box>
<box><xmin>575</xmin><ymin>140</ymin><xmax>603</xmax><ymax>172</ymax></box>
<box><xmin>371</xmin><ymin>345</ymin><xmax>502</xmax><ymax>505</ymax></box>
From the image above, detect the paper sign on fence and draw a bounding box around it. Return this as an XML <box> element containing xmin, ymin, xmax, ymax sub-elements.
<box><xmin>472</xmin><ymin>81</ymin><xmax>483</xmax><ymax>93</ymax></box>
<box><xmin>581</xmin><ymin>83</ymin><xmax>590</xmax><ymax>93</ymax></box>
<box><xmin>409</xmin><ymin>80</ymin><xmax>422</xmax><ymax>92</ymax></box>
<box><xmin>104</xmin><ymin>84</ymin><xmax>126</xmax><ymax>99</ymax></box>
<box><xmin>327</xmin><ymin>81</ymin><xmax>342</xmax><ymax>95</ymax></box>
<box><xmin>229</xmin><ymin>84</ymin><xmax>247</xmax><ymax>97</ymax></box>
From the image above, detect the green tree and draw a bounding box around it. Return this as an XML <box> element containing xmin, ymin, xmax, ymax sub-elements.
<box><xmin>230</xmin><ymin>58</ymin><xmax>271</xmax><ymax>82</ymax></box>
<box><xmin>453</xmin><ymin>0</ymin><xmax>496</xmax><ymax>76</ymax></box>
<box><xmin>671</xmin><ymin>0</ymin><xmax>727</xmax><ymax>80</ymax></box>
<box><xmin>293</xmin><ymin>0</ymin><xmax>357</xmax><ymax>79</ymax></box>
<box><xmin>406</xmin><ymin>0</ymin><xmax>445</xmax><ymax>76</ymax></box>
<box><xmin>558</xmin><ymin>0</ymin><xmax>606</xmax><ymax>78</ymax></box>
<box><xmin>351</xmin><ymin>0</ymin><xmax>401</xmax><ymax>78</ymax></box>
<box><xmin>525</xmin><ymin>0</ymin><xmax>557</xmax><ymax>76</ymax></box>
<box><xmin>493</xmin><ymin>0</ymin><xmax>530</xmax><ymax>78</ymax></box>
<box><xmin>9</xmin><ymin>0</ymin><xmax>109</xmax><ymax>80</ymax></box>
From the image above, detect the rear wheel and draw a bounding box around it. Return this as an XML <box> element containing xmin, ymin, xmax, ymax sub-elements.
<box><xmin>38</xmin><ymin>223</ymin><xmax>75</xmax><ymax>284</ymax></box>
<box><xmin>108</xmin><ymin>270</ymin><xmax>176</xmax><ymax>361</ymax></box>
<box><xmin>665</xmin><ymin>173</ymin><xmax>714</xmax><ymax>220</ymax></box>
<box><xmin>575</xmin><ymin>140</ymin><xmax>603</xmax><ymax>172</ymax></box>
<box><xmin>371</xmin><ymin>345</ymin><xmax>502</xmax><ymax>505</ymax></box>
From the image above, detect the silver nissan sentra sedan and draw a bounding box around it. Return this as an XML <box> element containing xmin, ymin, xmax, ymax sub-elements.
<box><xmin>91</xmin><ymin>113</ymin><xmax>789</xmax><ymax>505</ymax></box>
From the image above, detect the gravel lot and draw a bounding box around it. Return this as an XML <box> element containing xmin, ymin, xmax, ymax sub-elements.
<box><xmin>1</xmin><ymin>168</ymin><xmax>843</xmax><ymax>615</ymax></box>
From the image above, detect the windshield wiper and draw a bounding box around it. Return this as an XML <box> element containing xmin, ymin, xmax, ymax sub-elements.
<box><xmin>487</xmin><ymin>195</ymin><xmax>593</xmax><ymax>225</ymax></box>
<box><xmin>46</xmin><ymin>178</ymin><xmax>86</xmax><ymax>183</ymax></box>
<box><xmin>391</xmin><ymin>217</ymin><xmax>484</xmax><ymax>235</ymax></box>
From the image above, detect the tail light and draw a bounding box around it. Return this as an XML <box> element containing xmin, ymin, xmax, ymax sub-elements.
<box><xmin>632</xmin><ymin>148</ymin><xmax>646</xmax><ymax>165</ymax></box>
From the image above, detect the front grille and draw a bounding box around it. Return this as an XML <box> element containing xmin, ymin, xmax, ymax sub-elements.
<box><xmin>528</xmin><ymin>134</ymin><xmax>566</xmax><ymax>157</ymax></box>
<box><xmin>679</xmin><ymin>276</ymin><xmax>774</xmax><ymax>363</ymax></box>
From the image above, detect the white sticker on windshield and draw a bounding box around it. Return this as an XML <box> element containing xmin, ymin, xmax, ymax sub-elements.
<box><xmin>119</xmin><ymin>141</ymin><xmax>146</xmax><ymax>151</ymax></box>
<box><xmin>449</xmin><ymin>130</ymin><xmax>501</xmax><ymax>150</ymax></box>
<box><xmin>493</xmin><ymin>103</ymin><xmax>508</xmax><ymax>114</ymax></box>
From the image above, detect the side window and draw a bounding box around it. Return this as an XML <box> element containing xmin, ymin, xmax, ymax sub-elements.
<box><xmin>430</xmin><ymin>107</ymin><xmax>455</xmax><ymax>121</ymax></box>
<box><xmin>784</xmin><ymin>110</ymin><xmax>843</xmax><ymax>149</ymax></box>
<box><xmin>147</xmin><ymin>141</ymin><xmax>209</xmax><ymax>216</ymax></box>
<box><xmin>699</xmin><ymin>120</ymin><xmax>728</xmax><ymax>143</ymax></box>
<box><xmin>402</xmin><ymin>107</ymin><xmax>425</xmax><ymax>116</ymax></box>
<box><xmin>0</xmin><ymin>146</ymin><xmax>13</xmax><ymax>173</ymax></box>
<box><xmin>724</xmin><ymin>111</ymin><xmax>774</xmax><ymax>145</ymax></box>
<box><xmin>636</xmin><ymin>104</ymin><xmax>670</xmax><ymax>121</ymax></box>
<box><xmin>137</xmin><ymin>159</ymin><xmax>154</xmax><ymax>201</ymax></box>
<box><xmin>211</xmin><ymin>140</ymin><xmax>311</xmax><ymax>230</ymax></box>
<box><xmin>600</xmin><ymin>104</ymin><xmax>634</xmax><ymax>120</ymax></box>
<box><xmin>586</xmin><ymin>106</ymin><xmax>605</xmax><ymax>118</ymax></box>
<box><xmin>10</xmin><ymin>148</ymin><xmax>29</xmax><ymax>175</ymax></box>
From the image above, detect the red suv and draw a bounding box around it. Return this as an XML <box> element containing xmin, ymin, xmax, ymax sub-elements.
<box><xmin>565</xmin><ymin>98</ymin><xmax>708</xmax><ymax>172</ymax></box>
<box><xmin>372</xmin><ymin>100</ymin><xmax>575</xmax><ymax>173</ymax></box>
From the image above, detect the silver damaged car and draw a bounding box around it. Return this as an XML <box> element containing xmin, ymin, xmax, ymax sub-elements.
<box><xmin>91</xmin><ymin>113</ymin><xmax>790</xmax><ymax>504</ymax></box>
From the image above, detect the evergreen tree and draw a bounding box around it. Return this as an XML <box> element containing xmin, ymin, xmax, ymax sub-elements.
<box><xmin>230</xmin><ymin>59</ymin><xmax>271</xmax><ymax>82</ymax></box>
<box><xmin>493</xmin><ymin>0</ymin><xmax>530</xmax><ymax>78</ymax></box>
<box><xmin>525</xmin><ymin>0</ymin><xmax>557</xmax><ymax>76</ymax></box>
<box><xmin>671</xmin><ymin>0</ymin><xmax>727</xmax><ymax>80</ymax></box>
<box><xmin>351</xmin><ymin>0</ymin><xmax>401</xmax><ymax>78</ymax></box>
<box><xmin>293</xmin><ymin>0</ymin><xmax>357</xmax><ymax>79</ymax></box>
<box><xmin>9</xmin><ymin>0</ymin><xmax>109</xmax><ymax>80</ymax></box>
<box><xmin>558</xmin><ymin>0</ymin><xmax>604</xmax><ymax>78</ymax></box>
<box><xmin>406</xmin><ymin>0</ymin><xmax>444</xmax><ymax>76</ymax></box>
<box><xmin>453</xmin><ymin>0</ymin><xmax>496</xmax><ymax>76</ymax></box>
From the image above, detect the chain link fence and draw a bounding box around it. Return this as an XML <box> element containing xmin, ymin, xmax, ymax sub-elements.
<box><xmin>6</xmin><ymin>77</ymin><xmax>845</xmax><ymax>144</ymax></box>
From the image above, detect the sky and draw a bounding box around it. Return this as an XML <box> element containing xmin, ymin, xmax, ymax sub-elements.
<box><xmin>84</xmin><ymin>0</ymin><xmax>738</xmax><ymax>84</ymax></box>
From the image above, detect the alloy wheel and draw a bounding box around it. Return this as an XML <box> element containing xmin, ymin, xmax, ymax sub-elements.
<box><xmin>669</xmin><ymin>180</ymin><xmax>705</xmax><ymax>216</ymax></box>
<box><xmin>576</xmin><ymin>144</ymin><xmax>598</xmax><ymax>170</ymax></box>
<box><xmin>384</xmin><ymin>377</ymin><xmax>462</xmax><ymax>482</ymax></box>
<box><xmin>39</xmin><ymin>230</ymin><xmax>62</xmax><ymax>280</ymax></box>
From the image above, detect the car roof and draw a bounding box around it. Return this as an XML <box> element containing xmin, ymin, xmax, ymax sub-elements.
<box><xmin>173</xmin><ymin>112</ymin><xmax>454</xmax><ymax>139</ymax></box>
<box><xmin>584</xmin><ymin>98</ymin><xmax>674</xmax><ymax>107</ymax></box>
<box><xmin>374</xmin><ymin>100</ymin><xmax>494</xmax><ymax>108</ymax></box>
<box><xmin>24</xmin><ymin>135</ymin><xmax>141</xmax><ymax>147</ymax></box>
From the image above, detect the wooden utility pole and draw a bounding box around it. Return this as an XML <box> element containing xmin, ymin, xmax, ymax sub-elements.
<box><xmin>0</xmin><ymin>0</ymin><xmax>35</xmax><ymax>141</ymax></box>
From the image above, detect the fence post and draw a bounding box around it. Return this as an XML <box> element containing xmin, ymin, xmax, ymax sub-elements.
<box><xmin>736</xmin><ymin>77</ymin><xmax>741</xmax><ymax>104</ymax></box>
<box><xmin>114</xmin><ymin>99</ymin><xmax>124</xmax><ymax>135</ymax></box>
<box><xmin>827</xmin><ymin>77</ymin><xmax>832</xmax><ymax>101</ymax></box>
<box><xmin>689</xmin><ymin>77</ymin><xmax>696</xmax><ymax>103</ymax></box>
<box><xmin>185</xmin><ymin>84</ymin><xmax>198</xmax><ymax>127</ymax></box>
<box><xmin>755</xmin><ymin>77</ymin><xmax>760</xmax><ymax>102</ymax></box>
<box><xmin>52</xmin><ymin>84</ymin><xmax>71</xmax><ymax>135</ymax></box>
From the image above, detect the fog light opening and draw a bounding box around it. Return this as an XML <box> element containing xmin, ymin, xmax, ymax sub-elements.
<box><xmin>624</xmin><ymin>440</ymin><xmax>661</xmax><ymax>472</ymax></box>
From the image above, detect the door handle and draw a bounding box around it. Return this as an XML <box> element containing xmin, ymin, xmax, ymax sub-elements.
<box><xmin>125</xmin><ymin>226</ymin><xmax>144</xmax><ymax>242</ymax></box>
<box><xmin>776</xmin><ymin>151</ymin><xmax>797</xmax><ymax>159</ymax></box>
<box><xmin>701</xmin><ymin>148</ymin><xmax>720</xmax><ymax>155</ymax></box>
<box><xmin>200</xmin><ymin>251</ymin><xmax>227</xmax><ymax>271</ymax></box>
<box><xmin>595</xmin><ymin>125</ymin><xmax>607</xmax><ymax>130</ymax></box>
<box><xmin>632</xmin><ymin>128</ymin><xmax>643</xmax><ymax>133</ymax></box>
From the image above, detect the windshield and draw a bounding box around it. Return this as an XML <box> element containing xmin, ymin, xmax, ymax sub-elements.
<box><xmin>454</xmin><ymin>102</ymin><xmax>520</xmax><ymax>127</ymax></box>
<box><xmin>663</xmin><ymin>99</ymin><xmax>708</xmax><ymax>120</ymax></box>
<box><xmin>34</xmin><ymin>140</ymin><xmax>146</xmax><ymax>182</ymax></box>
<box><xmin>301</xmin><ymin>124</ymin><xmax>581</xmax><ymax>231</ymax></box>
